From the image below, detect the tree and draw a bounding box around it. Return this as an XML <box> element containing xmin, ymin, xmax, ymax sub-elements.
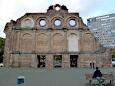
<box><xmin>112</xmin><ymin>48</ymin><xmax>115</xmax><ymax>60</ymax></box>
<box><xmin>0</xmin><ymin>37</ymin><xmax>5</xmax><ymax>63</ymax></box>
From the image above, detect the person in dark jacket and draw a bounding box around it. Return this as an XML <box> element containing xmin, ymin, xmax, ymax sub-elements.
<box><xmin>93</xmin><ymin>67</ymin><xmax>105</xmax><ymax>86</ymax></box>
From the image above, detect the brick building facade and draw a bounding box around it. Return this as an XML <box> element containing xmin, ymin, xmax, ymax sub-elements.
<box><xmin>4</xmin><ymin>4</ymin><xmax>112</xmax><ymax>68</ymax></box>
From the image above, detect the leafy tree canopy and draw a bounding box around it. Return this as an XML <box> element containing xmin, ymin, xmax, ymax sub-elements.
<box><xmin>112</xmin><ymin>48</ymin><xmax>115</xmax><ymax>58</ymax></box>
<box><xmin>0</xmin><ymin>37</ymin><xmax>5</xmax><ymax>63</ymax></box>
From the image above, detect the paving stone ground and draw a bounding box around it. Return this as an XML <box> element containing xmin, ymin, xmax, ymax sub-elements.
<box><xmin>0</xmin><ymin>67</ymin><xmax>115</xmax><ymax>86</ymax></box>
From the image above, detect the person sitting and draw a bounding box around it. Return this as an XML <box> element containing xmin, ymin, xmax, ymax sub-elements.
<box><xmin>92</xmin><ymin>67</ymin><xmax>105</xmax><ymax>86</ymax></box>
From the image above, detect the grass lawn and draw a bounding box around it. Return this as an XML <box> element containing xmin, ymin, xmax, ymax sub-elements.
<box><xmin>86</xmin><ymin>83</ymin><xmax>112</xmax><ymax>86</ymax></box>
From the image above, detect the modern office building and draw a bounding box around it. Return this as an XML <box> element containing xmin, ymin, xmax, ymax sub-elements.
<box><xmin>4</xmin><ymin>4</ymin><xmax>112</xmax><ymax>68</ymax></box>
<box><xmin>87</xmin><ymin>13</ymin><xmax>115</xmax><ymax>48</ymax></box>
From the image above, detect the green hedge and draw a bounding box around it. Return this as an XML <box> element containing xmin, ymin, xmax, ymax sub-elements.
<box><xmin>0</xmin><ymin>37</ymin><xmax>5</xmax><ymax>63</ymax></box>
<box><xmin>86</xmin><ymin>83</ymin><xmax>111</xmax><ymax>86</ymax></box>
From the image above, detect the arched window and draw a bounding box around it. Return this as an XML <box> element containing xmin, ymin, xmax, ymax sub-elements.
<box><xmin>52</xmin><ymin>33</ymin><xmax>64</xmax><ymax>51</ymax></box>
<box><xmin>21</xmin><ymin>18</ymin><xmax>34</xmax><ymax>28</ymax></box>
<box><xmin>36</xmin><ymin>33</ymin><xmax>48</xmax><ymax>50</ymax></box>
<box><xmin>68</xmin><ymin>34</ymin><xmax>79</xmax><ymax>52</ymax></box>
<box><xmin>20</xmin><ymin>33</ymin><xmax>33</xmax><ymax>52</ymax></box>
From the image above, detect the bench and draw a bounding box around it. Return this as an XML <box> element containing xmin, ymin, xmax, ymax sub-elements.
<box><xmin>85</xmin><ymin>73</ymin><xmax>114</xmax><ymax>86</ymax></box>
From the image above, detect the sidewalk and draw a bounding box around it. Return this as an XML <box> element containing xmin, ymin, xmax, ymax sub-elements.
<box><xmin>0</xmin><ymin>67</ymin><xmax>115</xmax><ymax>86</ymax></box>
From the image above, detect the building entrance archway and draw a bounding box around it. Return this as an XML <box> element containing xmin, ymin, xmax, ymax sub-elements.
<box><xmin>37</xmin><ymin>55</ymin><xmax>46</xmax><ymax>68</ymax></box>
<box><xmin>53</xmin><ymin>55</ymin><xmax>62</xmax><ymax>68</ymax></box>
<box><xmin>70</xmin><ymin>55</ymin><xmax>78</xmax><ymax>67</ymax></box>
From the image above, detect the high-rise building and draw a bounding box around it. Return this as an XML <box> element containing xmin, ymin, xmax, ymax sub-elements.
<box><xmin>4</xmin><ymin>4</ymin><xmax>112</xmax><ymax>68</ymax></box>
<box><xmin>87</xmin><ymin>13</ymin><xmax>115</xmax><ymax>48</ymax></box>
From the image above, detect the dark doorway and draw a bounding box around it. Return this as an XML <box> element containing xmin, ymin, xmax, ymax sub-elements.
<box><xmin>70</xmin><ymin>55</ymin><xmax>78</xmax><ymax>67</ymax></box>
<box><xmin>37</xmin><ymin>55</ymin><xmax>46</xmax><ymax>68</ymax></box>
<box><xmin>53</xmin><ymin>55</ymin><xmax>62</xmax><ymax>68</ymax></box>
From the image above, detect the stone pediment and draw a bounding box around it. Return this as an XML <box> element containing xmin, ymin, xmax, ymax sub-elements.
<box><xmin>47</xmin><ymin>4</ymin><xmax>68</xmax><ymax>13</ymax></box>
<box><xmin>4</xmin><ymin>4</ymin><xmax>85</xmax><ymax>31</ymax></box>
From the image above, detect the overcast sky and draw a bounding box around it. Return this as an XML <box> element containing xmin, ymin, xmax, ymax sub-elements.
<box><xmin>0</xmin><ymin>0</ymin><xmax>115</xmax><ymax>38</ymax></box>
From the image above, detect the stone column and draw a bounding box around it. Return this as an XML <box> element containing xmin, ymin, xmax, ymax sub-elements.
<box><xmin>33</xmin><ymin>30</ymin><xmax>36</xmax><ymax>52</ymax></box>
<box><xmin>4</xmin><ymin>30</ymin><xmax>12</xmax><ymax>67</ymax></box>
<box><xmin>12</xmin><ymin>54</ymin><xmax>19</xmax><ymax>67</ymax></box>
<box><xmin>31</xmin><ymin>54</ymin><xmax>37</xmax><ymax>68</ymax></box>
<box><xmin>78</xmin><ymin>29</ymin><xmax>82</xmax><ymax>51</ymax></box>
<box><xmin>46</xmin><ymin>54</ymin><xmax>53</xmax><ymax>70</ymax></box>
<box><xmin>16</xmin><ymin>30</ymin><xmax>21</xmax><ymax>51</ymax></box>
<box><xmin>48</xmin><ymin>29</ymin><xmax>52</xmax><ymax>51</ymax></box>
<box><xmin>64</xmin><ymin>29</ymin><xmax>68</xmax><ymax>52</ymax></box>
<box><xmin>62</xmin><ymin>54</ymin><xmax>70</xmax><ymax>68</ymax></box>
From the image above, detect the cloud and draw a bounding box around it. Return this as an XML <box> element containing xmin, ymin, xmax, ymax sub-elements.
<box><xmin>0</xmin><ymin>0</ymin><xmax>107</xmax><ymax>22</ymax></box>
<box><xmin>0</xmin><ymin>20</ymin><xmax>6</xmax><ymax>38</ymax></box>
<box><xmin>0</xmin><ymin>0</ymin><xmax>52</xmax><ymax>37</ymax></box>
<box><xmin>0</xmin><ymin>0</ymin><xmax>115</xmax><ymax>37</ymax></box>
<box><xmin>0</xmin><ymin>0</ymin><xmax>52</xmax><ymax>22</ymax></box>
<box><xmin>51</xmin><ymin>0</ymin><xmax>104</xmax><ymax>23</ymax></box>
<box><xmin>52</xmin><ymin>0</ymin><xmax>102</xmax><ymax>12</ymax></box>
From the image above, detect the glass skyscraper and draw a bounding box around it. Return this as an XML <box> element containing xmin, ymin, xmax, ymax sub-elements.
<box><xmin>87</xmin><ymin>13</ymin><xmax>115</xmax><ymax>48</ymax></box>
